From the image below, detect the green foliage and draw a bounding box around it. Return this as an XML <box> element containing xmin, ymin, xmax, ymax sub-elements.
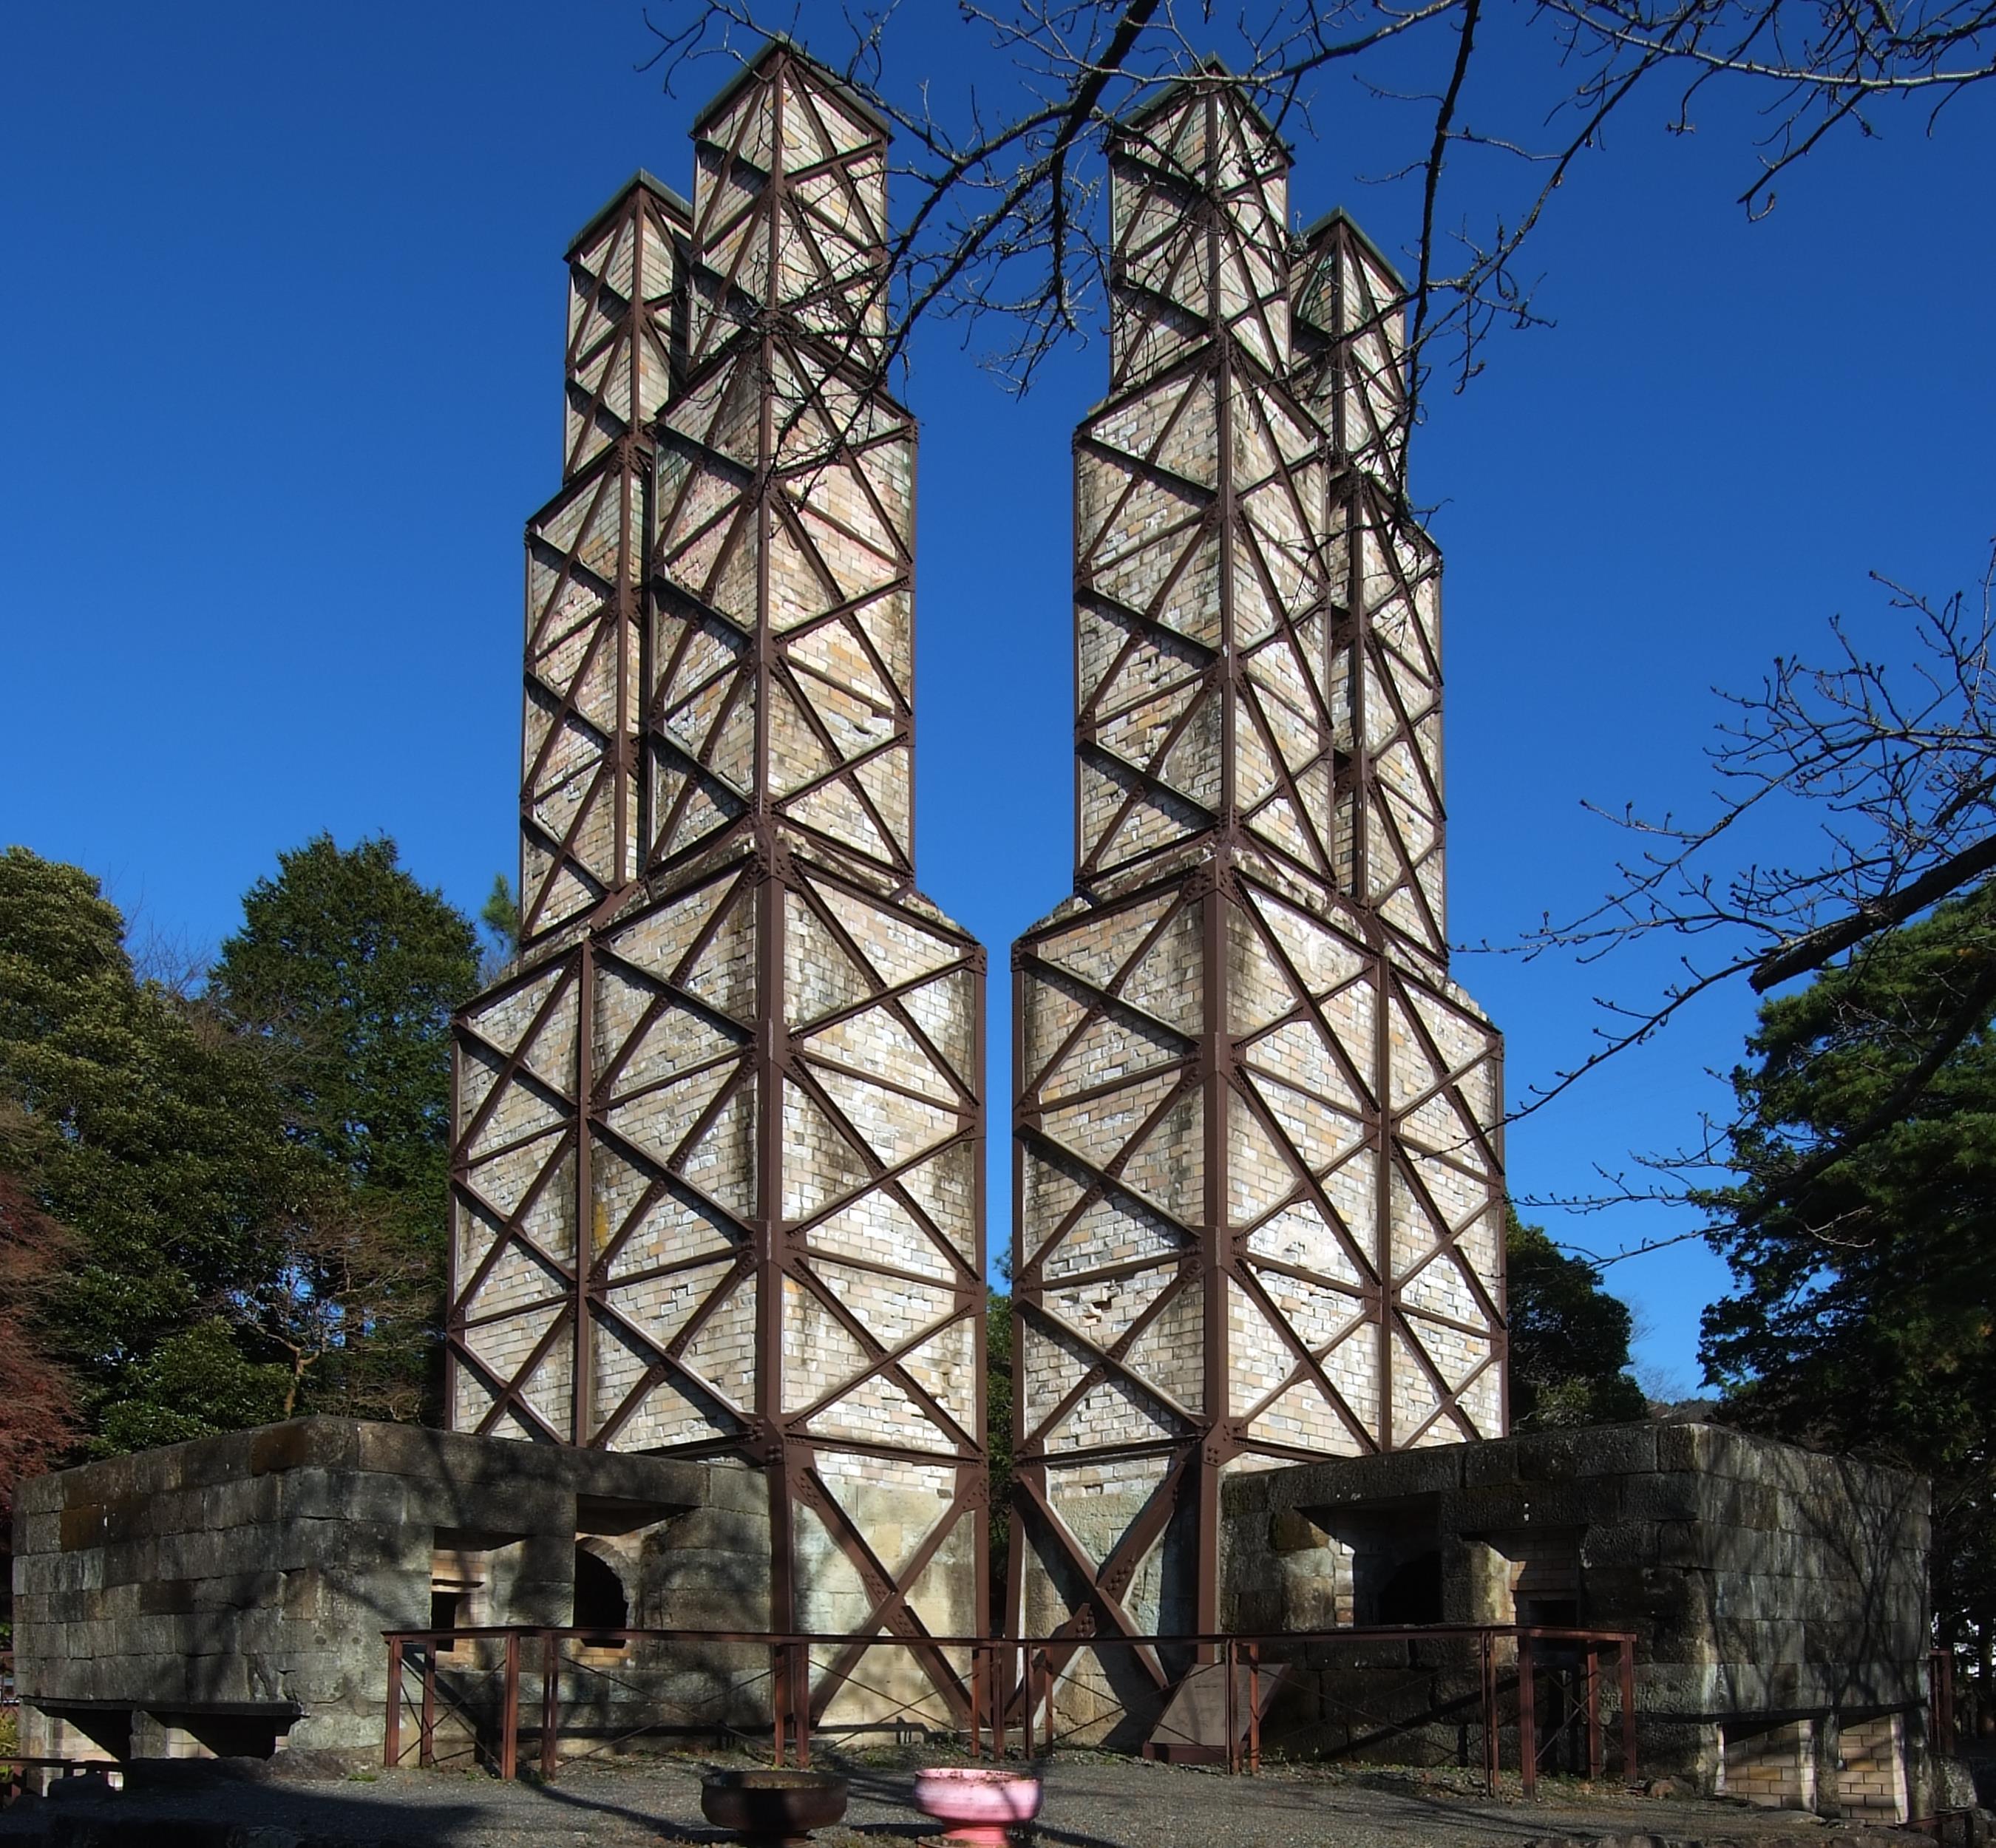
<box><xmin>0</xmin><ymin>847</ymin><xmax>301</xmax><ymax>1447</ymax></box>
<box><xmin>0</xmin><ymin>838</ymin><xmax>481</xmax><ymax>1458</ymax></box>
<box><xmin>95</xmin><ymin>1319</ymin><xmax>290</xmax><ymax>1453</ymax></box>
<box><xmin>210</xmin><ymin>835</ymin><xmax>481</xmax><ymax>1421</ymax></box>
<box><xmin>211</xmin><ymin>835</ymin><xmax>478</xmax><ymax>1197</ymax></box>
<box><xmin>985</xmin><ymin>1288</ymin><xmax>1014</xmax><ymax>1623</ymax></box>
<box><xmin>1505</xmin><ymin>1208</ymin><xmax>1648</xmax><ymax>1429</ymax></box>
<box><xmin>480</xmin><ymin>873</ymin><xmax>520</xmax><ymax>980</ymax></box>
<box><xmin>1699</xmin><ymin>882</ymin><xmax>1996</xmax><ymax>1651</ymax></box>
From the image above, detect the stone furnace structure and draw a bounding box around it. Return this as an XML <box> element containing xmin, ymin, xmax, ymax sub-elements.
<box><xmin>10</xmin><ymin>1419</ymin><xmax>770</xmax><ymax>1762</ymax></box>
<box><xmin>447</xmin><ymin>42</ymin><xmax>987</xmax><ymax>1703</ymax></box>
<box><xmin>1223</xmin><ymin>1420</ymin><xmax>1932</xmax><ymax>1818</ymax></box>
<box><xmin>1011</xmin><ymin>70</ymin><xmax>1506</xmax><ymax>1650</ymax></box>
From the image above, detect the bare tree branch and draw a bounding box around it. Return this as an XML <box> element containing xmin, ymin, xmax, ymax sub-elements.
<box><xmin>1509</xmin><ymin>547</ymin><xmax>1996</xmax><ymax>1240</ymax></box>
<box><xmin>639</xmin><ymin>0</ymin><xmax>1995</xmax><ymax>419</ymax></box>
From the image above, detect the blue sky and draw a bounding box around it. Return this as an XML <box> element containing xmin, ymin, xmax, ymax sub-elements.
<box><xmin>4</xmin><ymin>3</ymin><xmax>1992</xmax><ymax>1393</ymax></box>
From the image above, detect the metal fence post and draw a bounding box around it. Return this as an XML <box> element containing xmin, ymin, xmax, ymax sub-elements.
<box><xmin>1618</xmin><ymin>1638</ymin><xmax>1637</xmax><ymax>1781</ymax></box>
<box><xmin>1582</xmin><ymin>1645</ymin><xmax>1600</xmax><ymax>1781</ymax></box>
<box><xmin>541</xmin><ymin>1631</ymin><xmax>560</xmax><ymax>1782</ymax></box>
<box><xmin>772</xmin><ymin>1641</ymin><xmax>787</xmax><ymax>1767</ymax></box>
<box><xmin>1518</xmin><ymin>1632</ymin><xmax>1537</xmax><ymax>1801</ymax></box>
<box><xmin>500</xmin><ymin>1632</ymin><xmax>520</xmax><ymax>1781</ymax></box>
<box><xmin>1481</xmin><ymin>1631</ymin><xmax>1499</xmax><ymax>1794</ymax></box>
<box><xmin>786</xmin><ymin>1652</ymin><xmax>802</xmax><ymax>1780</ymax></box>
<box><xmin>1248</xmin><ymin>1643</ymin><xmax>1261</xmax><ymax>1773</ymax></box>
<box><xmin>1225</xmin><ymin>1639</ymin><xmax>1240</xmax><ymax>1775</ymax></box>
<box><xmin>383</xmin><ymin>1637</ymin><xmax>402</xmax><ymax>1770</ymax></box>
<box><xmin>419</xmin><ymin>1643</ymin><xmax>436</xmax><ymax>1769</ymax></box>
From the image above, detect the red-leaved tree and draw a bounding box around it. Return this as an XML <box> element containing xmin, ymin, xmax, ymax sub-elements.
<box><xmin>0</xmin><ymin>1155</ymin><xmax>81</xmax><ymax>1523</ymax></box>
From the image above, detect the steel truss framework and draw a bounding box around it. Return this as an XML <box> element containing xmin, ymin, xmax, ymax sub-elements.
<box><xmin>449</xmin><ymin>44</ymin><xmax>987</xmax><ymax>1729</ymax></box>
<box><xmin>1011</xmin><ymin>77</ymin><xmax>1506</xmax><ymax>1675</ymax></box>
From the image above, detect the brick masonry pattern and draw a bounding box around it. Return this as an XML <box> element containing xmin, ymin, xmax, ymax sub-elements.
<box><xmin>449</xmin><ymin>49</ymin><xmax>985</xmax><ymax>1715</ymax></box>
<box><xmin>1013</xmin><ymin>78</ymin><xmax>1504</xmax><ymax>1644</ymax></box>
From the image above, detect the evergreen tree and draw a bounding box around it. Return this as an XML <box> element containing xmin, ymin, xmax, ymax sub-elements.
<box><xmin>0</xmin><ymin>848</ymin><xmax>297</xmax><ymax>1450</ymax></box>
<box><xmin>1505</xmin><ymin>1208</ymin><xmax>1649</xmax><ymax>1428</ymax></box>
<box><xmin>479</xmin><ymin>872</ymin><xmax>520</xmax><ymax>984</ymax></box>
<box><xmin>1699</xmin><ymin>883</ymin><xmax>1996</xmax><ymax>1669</ymax></box>
<box><xmin>209</xmin><ymin>835</ymin><xmax>481</xmax><ymax>1419</ymax></box>
<box><xmin>211</xmin><ymin>835</ymin><xmax>478</xmax><ymax>1197</ymax></box>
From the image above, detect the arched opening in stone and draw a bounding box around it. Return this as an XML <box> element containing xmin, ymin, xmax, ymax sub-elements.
<box><xmin>574</xmin><ymin>1543</ymin><xmax>629</xmax><ymax>1641</ymax></box>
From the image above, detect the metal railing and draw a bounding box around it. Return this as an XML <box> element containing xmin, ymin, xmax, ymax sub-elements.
<box><xmin>381</xmin><ymin>1622</ymin><xmax>1637</xmax><ymax>1800</ymax></box>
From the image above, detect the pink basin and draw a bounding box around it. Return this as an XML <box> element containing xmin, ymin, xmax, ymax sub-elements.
<box><xmin>913</xmin><ymin>1767</ymin><xmax>1043</xmax><ymax>1846</ymax></box>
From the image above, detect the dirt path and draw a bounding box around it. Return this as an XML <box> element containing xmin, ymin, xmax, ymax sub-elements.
<box><xmin>0</xmin><ymin>1750</ymin><xmax>1883</xmax><ymax>1848</ymax></box>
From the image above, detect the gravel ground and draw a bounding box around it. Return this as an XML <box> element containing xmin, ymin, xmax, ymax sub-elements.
<box><xmin>0</xmin><ymin>1750</ymin><xmax>1881</xmax><ymax>1848</ymax></box>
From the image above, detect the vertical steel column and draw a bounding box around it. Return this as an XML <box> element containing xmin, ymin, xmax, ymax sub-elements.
<box><xmin>971</xmin><ymin>961</ymin><xmax>991</xmax><ymax>1643</ymax></box>
<box><xmin>792</xmin><ymin>1645</ymin><xmax>812</xmax><ymax>1769</ymax></box>
<box><xmin>500</xmin><ymin>1633</ymin><xmax>520</xmax><ymax>1781</ymax></box>
<box><xmin>1204</xmin><ymin>81</ymin><xmax>1238</xmax><ymax>1643</ymax></box>
<box><xmin>1225</xmin><ymin>1638</ymin><xmax>1240</xmax><ymax>1773</ymax></box>
<box><xmin>756</xmin><ymin>849</ymin><xmax>794</xmax><ymax>1648</ymax></box>
<box><xmin>772</xmin><ymin>1640</ymin><xmax>787</xmax><ymax>1767</ymax></box>
<box><xmin>1584</xmin><ymin>1645</ymin><xmax>1602</xmax><ymax>1780</ymax></box>
<box><xmin>1248</xmin><ymin>1643</ymin><xmax>1261</xmax><ymax>1773</ymax></box>
<box><xmin>419</xmin><ymin>1647</ymin><xmax>436</xmax><ymax>1768</ymax></box>
<box><xmin>1481</xmin><ymin>1631</ymin><xmax>1499</xmax><ymax>1793</ymax></box>
<box><xmin>383</xmin><ymin>1638</ymin><xmax>403</xmax><ymax>1770</ymax></box>
<box><xmin>573</xmin><ymin>941</ymin><xmax>595</xmax><ymax>1441</ymax></box>
<box><xmin>1518</xmin><ymin>1632</ymin><xmax>1537</xmax><ymax>1800</ymax></box>
<box><xmin>1618</xmin><ymin>1639</ymin><xmax>1637</xmax><ymax>1780</ymax></box>
<box><xmin>1198</xmin><ymin>867</ymin><xmax>1229</xmax><ymax>1645</ymax></box>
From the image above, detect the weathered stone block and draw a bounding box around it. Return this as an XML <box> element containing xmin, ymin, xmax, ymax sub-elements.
<box><xmin>1460</xmin><ymin>1441</ymin><xmax>1521</xmax><ymax>1487</ymax></box>
<box><xmin>1704</xmin><ymin>1478</ymin><xmax>1784</xmax><ymax>1532</ymax></box>
<box><xmin>18</xmin><ymin>1509</ymin><xmax>60</xmax><ymax>1552</ymax></box>
<box><xmin>1578</xmin><ymin>1521</ymin><xmax>1660</xmax><ymax>1569</ymax></box>
<box><xmin>1510</xmin><ymin>1424</ymin><xmax>1646</xmax><ymax>1482</ymax></box>
<box><xmin>1270</xmin><ymin>1506</ymin><xmax>1331</xmax><ymax>1553</ymax></box>
<box><xmin>249</xmin><ymin>1419</ymin><xmax>360</xmax><ymax>1477</ymax></box>
<box><xmin>1449</xmin><ymin>1480</ymin><xmax>1583</xmax><ymax>1530</ymax></box>
<box><xmin>14</xmin><ymin>1472</ymin><xmax>62</xmax><ymax>1518</ymax></box>
<box><xmin>276</xmin><ymin>1468</ymin><xmax>407</xmax><ymax>1526</ymax></box>
<box><xmin>1614</xmin><ymin>1474</ymin><xmax>1703</xmax><ymax>1524</ymax></box>
<box><xmin>699</xmin><ymin>1461</ymin><xmax>770</xmax><ymax>1516</ymax></box>
<box><xmin>651</xmin><ymin>1506</ymin><xmax>769</xmax><ymax>1555</ymax></box>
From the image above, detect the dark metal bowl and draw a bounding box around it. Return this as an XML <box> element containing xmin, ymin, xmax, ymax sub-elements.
<box><xmin>699</xmin><ymin>1768</ymin><xmax>850</xmax><ymax>1845</ymax></box>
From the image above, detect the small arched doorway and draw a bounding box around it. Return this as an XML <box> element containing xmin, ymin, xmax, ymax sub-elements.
<box><xmin>573</xmin><ymin>1543</ymin><xmax>629</xmax><ymax>1645</ymax></box>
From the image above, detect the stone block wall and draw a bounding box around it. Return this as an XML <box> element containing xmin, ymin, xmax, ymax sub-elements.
<box><xmin>1215</xmin><ymin>1420</ymin><xmax>1932</xmax><ymax>1813</ymax></box>
<box><xmin>9</xmin><ymin>1419</ymin><xmax>766</xmax><ymax>1763</ymax></box>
